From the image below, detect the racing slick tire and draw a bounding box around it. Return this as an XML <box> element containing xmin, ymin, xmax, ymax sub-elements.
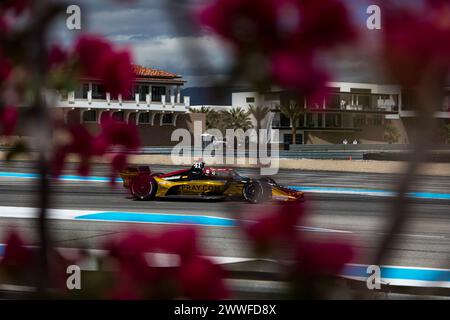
<box><xmin>130</xmin><ymin>174</ymin><xmax>157</xmax><ymax>201</ymax></box>
<box><xmin>243</xmin><ymin>181</ymin><xmax>271</xmax><ymax>204</ymax></box>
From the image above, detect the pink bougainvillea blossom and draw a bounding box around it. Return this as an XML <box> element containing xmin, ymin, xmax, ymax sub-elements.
<box><xmin>270</xmin><ymin>50</ymin><xmax>328</xmax><ymax>99</ymax></box>
<box><xmin>47</xmin><ymin>45</ymin><xmax>69</xmax><ymax>69</ymax></box>
<box><xmin>244</xmin><ymin>202</ymin><xmax>305</xmax><ymax>252</ymax></box>
<box><xmin>178</xmin><ymin>256</ymin><xmax>229</xmax><ymax>300</ymax></box>
<box><xmin>0</xmin><ymin>106</ymin><xmax>18</xmax><ymax>136</ymax></box>
<box><xmin>1</xmin><ymin>231</ymin><xmax>35</xmax><ymax>270</ymax></box>
<box><xmin>383</xmin><ymin>2</ymin><xmax>450</xmax><ymax>84</ymax></box>
<box><xmin>74</xmin><ymin>35</ymin><xmax>134</xmax><ymax>96</ymax></box>
<box><xmin>0</xmin><ymin>0</ymin><xmax>30</xmax><ymax>16</ymax></box>
<box><xmin>294</xmin><ymin>241</ymin><xmax>354</xmax><ymax>277</ymax></box>
<box><xmin>0</xmin><ymin>52</ymin><xmax>12</xmax><ymax>82</ymax></box>
<box><xmin>199</xmin><ymin>0</ymin><xmax>355</xmax><ymax>99</ymax></box>
<box><xmin>52</xmin><ymin>115</ymin><xmax>140</xmax><ymax>179</ymax></box>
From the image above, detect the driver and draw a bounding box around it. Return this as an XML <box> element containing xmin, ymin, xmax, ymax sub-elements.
<box><xmin>191</xmin><ymin>161</ymin><xmax>205</xmax><ymax>175</ymax></box>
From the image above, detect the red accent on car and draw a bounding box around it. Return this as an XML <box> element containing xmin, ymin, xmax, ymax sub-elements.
<box><xmin>159</xmin><ymin>168</ymin><xmax>191</xmax><ymax>178</ymax></box>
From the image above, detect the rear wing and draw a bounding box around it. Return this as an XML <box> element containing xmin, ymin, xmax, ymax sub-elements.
<box><xmin>119</xmin><ymin>166</ymin><xmax>151</xmax><ymax>188</ymax></box>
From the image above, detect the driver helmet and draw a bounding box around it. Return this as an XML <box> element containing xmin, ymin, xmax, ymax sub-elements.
<box><xmin>193</xmin><ymin>160</ymin><xmax>205</xmax><ymax>170</ymax></box>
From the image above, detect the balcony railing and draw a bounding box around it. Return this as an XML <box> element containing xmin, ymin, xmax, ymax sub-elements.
<box><xmin>309</xmin><ymin>93</ymin><xmax>399</xmax><ymax>112</ymax></box>
<box><xmin>66</xmin><ymin>91</ymin><xmax>189</xmax><ymax>107</ymax></box>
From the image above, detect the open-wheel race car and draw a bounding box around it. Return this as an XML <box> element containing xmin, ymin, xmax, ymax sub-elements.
<box><xmin>119</xmin><ymin>162</ymin><xmax>304</xmax><ymax>204</ymax></box>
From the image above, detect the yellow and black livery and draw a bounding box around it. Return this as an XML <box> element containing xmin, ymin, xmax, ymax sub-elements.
<box><xmin>119</xmin><ymin>162</ymin><xmax>304</xmax><ymax>204</ymax></box>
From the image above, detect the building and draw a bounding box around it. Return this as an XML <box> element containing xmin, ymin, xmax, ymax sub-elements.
<box><xmin>232</xmin><ymin>82</ymin><xmax>450</xmax><ymax>147</ymax></box>
<box><xmin>56</xmin><ymin>65</ymin><xmax>204</xmax><ymax>146</ymax></box>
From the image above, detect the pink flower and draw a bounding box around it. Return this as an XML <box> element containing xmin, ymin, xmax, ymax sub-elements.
<box><xmin>270</xmin><ymin>50</ymin><xmax>328</xmax><ymax>99</ymax></box>
<box><xmin>52</xmin><ymin>124</ymin><xmax>96</xmax><ymax>177</ymax></box>
<box><xmin>74</xmin><ymin>35</ymin><xmax>112</xmax><ymax>76</ymax></box>
<box><xmin>293</xmin><ymin>0</ymin><xmax>356</xmax><ymax>50</ymax></box>
<box><xmin>178</xmin><ymin>256</ymin><xmax>229</xmax><ymax>300</ymax></box>
<box><xmin>294</xmin><ymin>241</ymin><xmax>354</xmax><ymax>277</ymax></box>
<box><xmin>105</xmin><ymin>230</ymin><xmax>155</xmax><ymax>284</ymax></box>
<box><xmin>383</xmin><ymin>3</ymin><xmax>450</xmax><ymax>84</ymax></box>
<box><xmin>199</xmin><ymin>0</ymin><xmax>282</xmax><ymax>51</ymax></box>
<box><xmin>97</xmin><ymin>115</ymin><xmax>140</xmax><ymax>151</ymax></box>
<box><xmin>199</xmin><ymin>0</ymin><xmax>354</xmax><ymax>99</ymax></box>
<box><xmin>47</xmin><ymin>45</ymin><xmax>68</xmax><ymax>69</ymax></box>
<box><xmin>100</xmin><ymin>50</ymin><xmax>134</xmax><ymax>97</ymax></box>
<box><xmin>74</xmin><ymin>35</ymin><xmax>134</xmax><ymax>96</ymax></box>
<box><xmin>1</xmin><ymin>231</ymin><xmax>35</xmax><ymax>271</ymax></box>
<box><xmin>0</xmin><ymin>52</ymin><xmax>12</xmax><ymax>83</ymax></box>
<box><xmin>0</xmin><ymin>106</ymin><xmax>18</xmax><ymax>136</ymax></box>
<box><xmin>0</xmin><ymin>17</ymin><xmax>9</xmax><ymax>36</ymax></box>
<box><xmin>244</xmin><ymin>202</ymin><xmax>305</xmax><ymax>253</ymax></box>
<box><xmin>52</xmin><ymin>116</ymin><xmax>140</xmax><ymax>179</ymax></box>
<box><xmin>1</xmin><ymin>0</ymin><xmax>29</xmax><ymax>16</ymax></box>
<box><xmin>157</xmin><ymin>227</ymin><xmax>199</xmax><ymax>261</ymax></box>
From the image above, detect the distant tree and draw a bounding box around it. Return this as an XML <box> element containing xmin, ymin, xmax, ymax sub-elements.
<box><xmin>248</xmin><ymin>105</ymin><xmax>271</xmax><ymax>164</ymax></box>
<box><xmin>280</xmin><ymin>101</ymin><xmax>302</xmax><ymax>145</ymax></box>
<box><xmin>190</xmin><ymin>106</ymin><xmax>221</xmax><ymax>130</ymax></box>
<box><xmin>248</xmin><ymin>105</ymin><xmax>270</xmax><ymax>132</ymax></box>
<box><xmin>223</xmin><ymin>107</ymin><xmax>252</xmax><ymax>131</ymax></box>
<box><xmin>384</xmin><ymin>123</ymin><xmax>401</xmax><ymax>144</ymax></box>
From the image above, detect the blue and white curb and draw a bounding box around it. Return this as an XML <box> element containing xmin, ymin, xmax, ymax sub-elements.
<box><xmin>0</xmin><ymin>206</ymin><xmax>350</xmax><ymax>234</ymax></box>
<box><xmin>342</xmin><ymin>264</ymin><xmax>450</xmax><ymax>289</ymax></box>
<box><xmin>0</xmin><ymin>172</ymin><xmax>121</xmax><ymax>183</ymax></box>
<box><xmin>1</xmin><ymin>171</ymin><xmax>450</xmax><ymax>200</ymax></box>
<box><xmin>0</xmin><ymin>206</ymin><xmax>236</xmax><ymax>227</ymax></box>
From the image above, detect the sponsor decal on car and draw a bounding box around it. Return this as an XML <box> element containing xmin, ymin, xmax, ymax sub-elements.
<box><xmin>180</xmin><ymin>184</ymin><xmax>222</xmax><ymax>193</ymax></box>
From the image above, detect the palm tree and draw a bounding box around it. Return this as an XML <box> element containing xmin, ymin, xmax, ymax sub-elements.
<box><xmin>279</xmin><ymin>101</ymin><xmax>302</xmax><ymax>145</ymax></box>
<box><xmin>248</xmin><ymin>105</ymin><xmax>271</xmax><ymax>162</ymax></box>
<box><xmin>189</xmin><ymin>106</ymin><xmax>220</xmax><ymax>130</ymax></box>
<box><xmin>223</xmin><ymin>107</ymin><xmax>252</xmax><ymax>131</ymax></box>
<box><xmin>248</xmin><ymin>105</ymin><xmax>270</xmax><ymax>132</ymax></box>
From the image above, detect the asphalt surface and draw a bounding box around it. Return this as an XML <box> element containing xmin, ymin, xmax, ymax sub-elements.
<box><xmin>0</xmin><ymin>161</ymin><xmax>449</xmax><ymax>270</ymax></box>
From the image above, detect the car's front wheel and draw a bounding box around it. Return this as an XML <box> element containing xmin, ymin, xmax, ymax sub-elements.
<box><xmin>243</xmin><ymin>181</ymin><xmax>266</xmax><ymax>204</ymax></box>
<box><xmin>130</xmin><ymin>174</ymin><xmax>157</xmax><ymax>200</ymax></box>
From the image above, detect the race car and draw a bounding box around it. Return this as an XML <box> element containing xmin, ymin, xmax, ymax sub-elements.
<box><xmin>119</xmin><ymin>162</ymin><xmax>304</xmax><ymax>204</ymax></box>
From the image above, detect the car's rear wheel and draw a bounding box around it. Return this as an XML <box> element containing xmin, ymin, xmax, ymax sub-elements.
<box><xmin>130</xmin><ymin>174</ymin><xmax>157</xmax><ymax>200</ymax></box>
<box><xmin>243</xmin><ymin>181</ymin><xmax>265</xmax><ymax>204</ymax></box>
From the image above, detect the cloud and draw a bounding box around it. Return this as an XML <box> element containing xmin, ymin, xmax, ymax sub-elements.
<box><xmin>49</xmin><ymin>0</ymin><xmax>424</xmax><ymax>87</ymax></box>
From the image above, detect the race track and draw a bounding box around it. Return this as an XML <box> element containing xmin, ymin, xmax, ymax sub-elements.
<box><xmin>0</xmin><ymin>161</ymin><xmax>449</xmax><ymax>270</ymax></box>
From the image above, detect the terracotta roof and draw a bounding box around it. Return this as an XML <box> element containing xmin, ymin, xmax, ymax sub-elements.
<box><xmin>132</xmin><ymin>64</ymin><xmax>180</xmax><ymax>79</ymax></box>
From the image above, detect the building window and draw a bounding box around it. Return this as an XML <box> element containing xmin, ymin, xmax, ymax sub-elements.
<box><xmin>162</xmin><ymin>113</ymin><xmax>173</xmax><ymax>125</ymax></box>
<box><xmin>246</xmin><ymin>97</ymin><xmax>255</xmax><ymax>103</ymax></box>
<box><xmin>92</xmin><ymin>84</ymin><xmax>106</xmax><ymax>100</ymax></box>
<box><xmin>152</xmin><ymin>86</ymin><xmax>166</xmax><ymax>102</ymax></box>
<box><xmin>135</xmin><ymin>85</ymin><xmax>150</xmax><ymax>102</ymax></box>
<box><xmin>75</xmin><ymin>83</ymin><xmax>89</xmax><ymax>99</ymax></box>
<box><xmin>83</xmin><ymin>110</ymin><xmax>97</xmax><ymax>123</ymax></box>
<box><xmin>351</xmin><ymin>88</ymin><xmax>372</xmax><ymax>109</ymax></box>
<box><xmin>280</xmin><ymin>113</ymin><xmax>291</xmax><ymax>127</ymax></box>
<box><xmin>113</xmin><ymin>111</ymin><xmax>124</xmax><ymax>122</ymax></box>
<box><xmin>306</xmin><ymin>113</ymin><xmax>317</xmax><ymax>127</ymax></box>
<box><xmin>283</xmin><ymin>133</ymin><xmax>303</xmax><ymax>145</ymax></box>
<box><xmin>326</xmin><ymin>93</ymin><xmax>340</xmax><ymax>109</ymax></box>
<box><xmin>138</xmin><ymin>113</ymin><xmax>150</xmax><ymax>124</ymax></box>
<box><xmin>325</xmin><ymin>113</ymin><xmax>342</xmax><ymax>128</ymax></box>
<box><xmin>367</xmin><ymin>115</ymin><xmax>383</xmax><ymax>126</ymax></box>
<box><xmin>353</xmin><ymin>114</ymin><xmax>366</xmax><ymax>127</ymax></box>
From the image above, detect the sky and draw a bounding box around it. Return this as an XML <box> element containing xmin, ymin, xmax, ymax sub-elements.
<box><xmin>50</xmin><ymin>0</ymin><xmax>425</xmax><ymax>88</ymax></box>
